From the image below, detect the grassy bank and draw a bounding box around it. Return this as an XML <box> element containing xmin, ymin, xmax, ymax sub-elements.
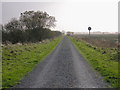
<box><xmin>2</xmin><ymin>36</ymin><xmax>62</xmax><ymax>88</ymax></box>
<box><xmin>69</xmin><ymin>36</ymin><xmax>119</xmax><ymax>88</ymax></box>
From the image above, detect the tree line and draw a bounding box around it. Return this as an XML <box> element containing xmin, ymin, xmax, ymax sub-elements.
<box><xmin>2</xmin><ymin>11</ymin><xmax>62</xmax><ymax>44</ymax></box>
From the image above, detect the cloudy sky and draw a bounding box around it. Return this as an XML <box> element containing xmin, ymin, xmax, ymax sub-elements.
<box><xmin>1</xmin><ymin>0</ymin><xmax>119</xmax><ymax>32</ymax></box>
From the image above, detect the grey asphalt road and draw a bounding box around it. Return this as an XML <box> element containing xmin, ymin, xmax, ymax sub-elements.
<box><xmin>15</xmin><ymin>36</ymin><xmax>109</xmax><ymax>88</ymax></box>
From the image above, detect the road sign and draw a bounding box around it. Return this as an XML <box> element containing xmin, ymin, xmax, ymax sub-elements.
<box><xmin>88</xmin><ymin>27</ymin><xmax>92</xmax><ymax>46</ymax></box>
<box><xmin>88</xmin><ymin>27</ymin><xmax>91</xmax><ymax>31</ymax></box>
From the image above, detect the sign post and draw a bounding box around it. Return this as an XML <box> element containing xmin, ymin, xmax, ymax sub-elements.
<box><xmin>88</xmin><ymin>27</ymin><xmax>91</xmax><ymax>46</ymax></box>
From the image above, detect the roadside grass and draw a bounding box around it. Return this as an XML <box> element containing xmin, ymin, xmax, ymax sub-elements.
<box><xmin>2</xmin><ymin>36</ymin><xmax>62</xmax><ymax>88</ymax></box>
<box><xmin>69</xmin><ymin>36</ymin><xmax>119</xmax><ymax>88</ymax></box>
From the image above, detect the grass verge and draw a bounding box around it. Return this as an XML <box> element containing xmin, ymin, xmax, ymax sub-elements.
<box><xmin>69</xmin><ymin>36</ymin><xmax>119</xmax><ymax>88</ymax></box>
<box><xmin>2</xmin><ymin>36</ymin><xmax>62</xmax><ymax>88</ymax></box>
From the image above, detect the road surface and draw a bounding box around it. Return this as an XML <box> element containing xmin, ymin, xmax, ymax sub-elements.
<box><xmin>15</xmin><ymin>36</ymin><xmax>108</xmax><ymax>88</ymax></box>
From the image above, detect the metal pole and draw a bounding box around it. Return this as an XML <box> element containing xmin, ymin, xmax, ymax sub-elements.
<box><xmin>89</xmin><ymin>30</ymin><xmax>90</xmax><ymax>46</ymax></box>
<box><xmin>88</xmin><ymin>27</ymin><xmax>91</xmax><ymax>46</ymax></box>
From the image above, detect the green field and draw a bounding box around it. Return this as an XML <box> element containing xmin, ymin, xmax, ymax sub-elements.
<box><xmin>73</xmin><ymin>34</ymin><xmax>118</xmax><ymax>48</ymax></box>
<box><xmin>2</xmin><ymin>36</ymin><xmax>62</xmax><ymax>88</ymax></box>
<box><xmin>69</xmin><ymin>36</ymin><xmax>119</xmax><ymax>88</ymax></box>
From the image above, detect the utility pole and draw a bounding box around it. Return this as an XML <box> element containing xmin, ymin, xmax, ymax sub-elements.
<box><xmin>88</xmin><ymin>27</ymin><xmax>91</xmax><ymax>46</ymax></box>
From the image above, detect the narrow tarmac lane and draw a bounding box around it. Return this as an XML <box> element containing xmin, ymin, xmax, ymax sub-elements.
<box><xmin>15</xmin><ymin>36</ymin><xmax>108</xmax><ymax>88</ymax></box>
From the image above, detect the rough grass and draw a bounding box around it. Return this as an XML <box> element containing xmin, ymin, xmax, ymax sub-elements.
<box><xmin>0</xmin><ymin>31</ymin><xmax>1</xmax><ymax>89</ymax></box>
<box><xmin>73</xmin><ymin>34</ymin><xmax>118</xmax><ymax>48</ymax></box>
<box><xmin>69</xmin><ymin>36</ymin><xmax>119</xmax><ymax>88</ymax></box>
<box><xmin>2</xmin><ymin>36</ymin><xmax>62</xmax><ymax>88</ymax></box>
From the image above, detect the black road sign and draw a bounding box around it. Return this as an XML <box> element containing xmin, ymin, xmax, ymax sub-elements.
<box><xmin>88</xmin><ymin>27</ymin><xmax>91</xmax><ymax>31</ymax></box>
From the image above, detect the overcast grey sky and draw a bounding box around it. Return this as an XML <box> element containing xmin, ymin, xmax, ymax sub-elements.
<box><xmin>1</xmin><ymin>0</ymin><xmax>119</xmax><ymax>32</ymax></box>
